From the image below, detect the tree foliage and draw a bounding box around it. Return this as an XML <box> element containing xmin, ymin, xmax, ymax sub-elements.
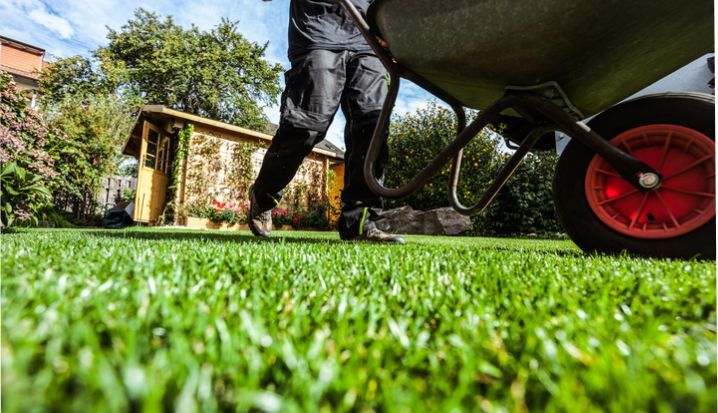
<box><xmin>385</xmin><ymin>102</ymin><xmax>562</xmax><ymax>235</ymax></box>
<box><xmin>1</xmin><ymin>70</ymin><xmax>137</xmax><ymax>225</ymax></box>
<box><xmin>38</xmin><ymin>55</ymin><xmax>116</xmax><ymax>106</ymax></box>
<box><xmin>40</xmin><ymin>8</ymin><xmax>283</xmax><ymax>132</ymax></box>
<box><xmin>474</xmin><ymin>151</ymin><xmax>562</xmax><ymax>235</ymax></box>
<box><xmin>45</xmin><ymin>95</ymin><xmax>137</xmax><ymax>218</ymax></box>
<box><xmin>386</xmin><ymin>102</ymin><xmax>504</xmax><ymax>210</ymax></box>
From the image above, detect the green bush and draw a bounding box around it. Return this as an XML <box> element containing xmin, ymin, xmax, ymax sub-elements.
<box><xmin>1</xmin><ymin>70</ymin><xmax>135</xmax><ymax>227</ymax></box>
<box><xmin>384</xmin><ymin>102</ymin><xmax>562</xmax><ymax>236</ymax></box>
<box><xmin>43</xmin><ymin>95</ymin><xmax>136</xmax><ymax>220</ymax></box>
<box><xmin>0</xmin><ymin>162</ymin><xmax>52</xmax><ymax>227</ymax></box>
<box><xmin>200</xmin><ymin>199</ymin><xmax>248</xmax><ymax>225</ymax></box>
<box><xmin>386</xmin><ymin>102</ymin><xmax>504</xmax><ymax>211</ymax></box>
<box><xmin>271</xmin><ymin>208</ymin><xmax>292</xmax><ymax>228</ymax></box>
<box><xmin>271</xmin><ymin>203</ymin><xmax>331</xmax><ymax>230</ymax></box>
<box><xmin>0</xmin><ymin>72</ymin><xmax>58</xmax><ymax>227</ymax></box>
<box><xmin>293</xmin><ymin>202</ymin><xmax>331</xmax><ymax>230</ymax></box>
<box><xmin>474</xmin><ymin>151</ymin><xmax>562</xmax><ymax>236</ymax></box>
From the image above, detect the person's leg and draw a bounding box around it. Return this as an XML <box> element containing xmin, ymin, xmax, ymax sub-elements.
<box><xmin>337</xmin><ymin>51</ymin><xmax>400</xmax><ymax>241</ymax></box>
<box><xmin>250</xmin><ymin>50</ymin><xmax>346</xmax><ymax>236</ymax></box>
<box><xmin>252</xmin><ymin>125</ymin><xmax>327</xmax><ymax>211</ymax></box>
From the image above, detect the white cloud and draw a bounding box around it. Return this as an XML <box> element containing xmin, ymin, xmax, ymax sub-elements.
<box><xmin>1</xmin><ymin>0</ymin><xmax>79</xmax><ymax>56</ymax></box>
<box><xmin>28</xmin><ymin>8</ymin><xmax>75</xmax><ymax>39</ymax></box>
<box><xmin>28</xmin><ymin>5</ymin><xmax>75</xmax><ymax>39</ymax></box>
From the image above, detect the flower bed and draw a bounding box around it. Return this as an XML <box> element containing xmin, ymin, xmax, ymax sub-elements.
<box><xmin>184</xmin><ymin>216</ymin><xmax>248</xmax><ymax>231</ymax></box>
<box><xmin>187</xmin><ymin>198</ymin><xmax>332</xmax><ymax>231</ymax></box>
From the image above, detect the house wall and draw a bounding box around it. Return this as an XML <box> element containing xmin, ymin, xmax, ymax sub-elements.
<box><xmin>1</xmin><ymin>39</ymin><xmax>44</xmax><ymax>109</ymax></box>
<box><xmin>0</xmin><ymin>42</ymin><xmax>44</xmax><ymax>78</ymax></box>
<box><xmin>182</xmin><ymin>125</ymin><xmax>330</xmax><ymax>214</ymax></box>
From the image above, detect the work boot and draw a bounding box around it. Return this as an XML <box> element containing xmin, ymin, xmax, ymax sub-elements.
<box><xmin>248</xmin><ymin>186</ymin><xmax>272</xmax><ymax>237</ymax></box>
<box><xmin>353</xmin><ymin>227</ymin><xmax>406</xmax><ymax>244</ymax></box>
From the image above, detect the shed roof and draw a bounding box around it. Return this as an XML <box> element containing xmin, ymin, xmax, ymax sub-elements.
<box><xmin>122</xmin><ymin>105</ymin><xmax>345</xmax><ymax>160</ymax></box>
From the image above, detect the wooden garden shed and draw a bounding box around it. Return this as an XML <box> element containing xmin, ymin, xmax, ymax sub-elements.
<box><xmin>122</xmin><ymin>105</ymin><xmax>345</xmax><ymax>225</ymax></box>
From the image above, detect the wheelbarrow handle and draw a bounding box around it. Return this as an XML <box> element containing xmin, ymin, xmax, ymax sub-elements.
<box><xmin>338</xmin><ymin>0</ymin><xmax>471</xmax><ymax>198</ymax></box>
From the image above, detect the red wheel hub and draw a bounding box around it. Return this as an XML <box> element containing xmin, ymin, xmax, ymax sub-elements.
<box><xmin>585</xmin><ymin>124</ymin><xmax>715</xmax><ymax>239</ymax></box>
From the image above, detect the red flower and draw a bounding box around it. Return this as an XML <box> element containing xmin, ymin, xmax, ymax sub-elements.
<box><xmin>292</xmin><ymin>217</ymin><xmax>299</xmax><ymax>224</ymax></box>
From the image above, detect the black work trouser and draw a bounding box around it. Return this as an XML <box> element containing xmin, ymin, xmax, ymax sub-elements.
<box><xmin>252</xmin><ymin>49</ymin><xmax>389</xmax><ymax>238</ymax></box>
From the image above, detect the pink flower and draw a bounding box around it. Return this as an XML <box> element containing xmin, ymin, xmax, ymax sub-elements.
<box><xmin>15</xmin><ymin>208</ymin><xmax>31</xmax><ymax>221</ymax></box>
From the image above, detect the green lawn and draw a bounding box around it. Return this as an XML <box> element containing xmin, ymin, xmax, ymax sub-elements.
<box><xmin>2</xmin><ymin>228</ymin><xmax>715</xmax><ymax>412</ymax></box>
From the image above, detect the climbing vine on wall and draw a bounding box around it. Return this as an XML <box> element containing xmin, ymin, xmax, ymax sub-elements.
<box><xmin>160</xmin><ymin>123</ymin><xmax>193</xmax><ymax>224</ymax></box>
<box><xmin>225</xmin><ymin>141</ymin><xmax>255</xmax><ymax>201</ymax></box>
<box><xmin>279</xmin><ymin>156</ymin><xmax>324</xmax><ymax>211</ymax></box>
<box><xmin>182</xmin><ymin>133</ymin><xmax>328</xmax><ymax>220</ymax></box>
<box><xmin>184</xmin><ymin>133</ymin><xmax>222</xmax><ymax>211</ymax></box>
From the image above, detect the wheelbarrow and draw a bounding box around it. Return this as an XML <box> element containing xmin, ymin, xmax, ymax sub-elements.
<box><xmin>337</xmin><ymin>0</ymin><xmax>715</xmax><ymax>259</ymax></box>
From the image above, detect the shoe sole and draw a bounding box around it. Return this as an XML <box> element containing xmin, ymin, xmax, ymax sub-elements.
<box><xmin>248</xmin><ymin>219</ymin><xmax>269</xmax><ymax>237</ymax></box>
<box><xmin>248</xmin><ymin>186</ymin><xmax>271</xmax><ymax>237</ymax></box>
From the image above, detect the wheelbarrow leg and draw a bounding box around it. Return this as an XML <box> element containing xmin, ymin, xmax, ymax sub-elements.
<box><xmin>449</xmin><ymin>126</ymin><xmax>555</xmax><ymax>214</ymax></box>
<box><xmin>364</xmin><ymin>86</ymin><xmax>517</xmax><ymax>199</ymax></box>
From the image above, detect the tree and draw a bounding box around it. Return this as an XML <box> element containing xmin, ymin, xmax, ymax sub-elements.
<box><xmin>474</xmin><ymin>151</ymin><xmax>562</xmax><ymax>235</ymax></box>
<box><xmin>38</xmin><ymin>55</ymin><xmax>116</xmax><ymax>106</ymax></box>
<box><xmin>42</xmin><ymin>9</ymin><xmax>283</xmax><ymax>132</ymax></box>
<box><xmin>46</xmin><ymin>95</ymin><xmax>138</xmax><ymax>219</ymax></box>
<box><xmin>40</xmin><ymin>56</ymin><xmax>139</xmax><ymax>219</ymax></box>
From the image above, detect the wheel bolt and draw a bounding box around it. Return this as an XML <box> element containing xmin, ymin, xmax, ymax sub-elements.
<box><xmin>638</xmin><ymin>172</ymin><xmax>660</xmax><ymax>189</ymax></box>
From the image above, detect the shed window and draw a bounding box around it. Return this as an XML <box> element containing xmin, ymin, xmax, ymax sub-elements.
<box><xmin>144</xmin><ymin>129</ymin><xmax>160</xmax><ymax>169</ymax></box>
<box><xmin>157</xmin><ymin>137</ymin><xmax>171</xmax><ymax>174</ymax></box>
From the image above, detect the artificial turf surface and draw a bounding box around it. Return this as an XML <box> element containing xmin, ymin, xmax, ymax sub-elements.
<box><xmin>1</xmin><ymin>228</ymin><xmax>716</xmax><ymax>412</ymax></box>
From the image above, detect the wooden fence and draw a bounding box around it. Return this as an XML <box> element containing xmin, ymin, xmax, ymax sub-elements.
<box><xmin>96</xmin><ymin>176</ymin><xmax>137</xmax><ymax>212</ymax></box>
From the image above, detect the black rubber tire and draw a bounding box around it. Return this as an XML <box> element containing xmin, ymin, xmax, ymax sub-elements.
<box><xmin>553</xmin><ymin>93</ymin><xmax>715</xmax><ymax>259</ymax></box>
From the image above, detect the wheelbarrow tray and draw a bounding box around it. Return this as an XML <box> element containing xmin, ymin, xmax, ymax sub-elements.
<box><xmin>367</xmin><ymin>0</ymin><xmax>713</xmax><ymax>117</ymax></box>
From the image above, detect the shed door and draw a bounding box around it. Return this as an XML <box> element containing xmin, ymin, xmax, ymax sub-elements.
<box><xmin>134</xmin><ymin>122</ymin><xmax>170</xmax><ymax>223</ymax></box>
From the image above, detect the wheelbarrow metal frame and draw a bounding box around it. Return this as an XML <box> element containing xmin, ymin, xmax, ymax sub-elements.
<box><xmin>337</xmin><ymin>0</ymin><xmax>661</xmax><ymax>215</ymax></box>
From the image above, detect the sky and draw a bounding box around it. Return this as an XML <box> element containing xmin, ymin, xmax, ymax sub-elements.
<box><xmin>0</xmin><ymin>0</ymin><xmax>434</xmax><ymax>150</ymax></box>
